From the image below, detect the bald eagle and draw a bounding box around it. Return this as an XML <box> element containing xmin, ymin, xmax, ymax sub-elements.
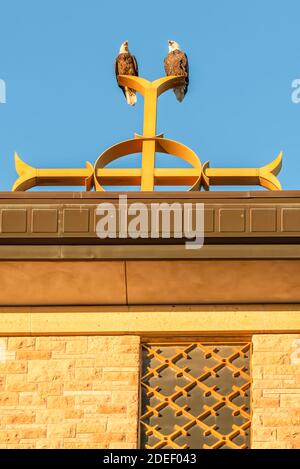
<box><xmin>115</xmin><ymin>40</ymin><xmax>139</xmax><ymax>106</ymax></box>
<box><xmin>164</xmin><ymin>40</ymin><xmax>189</xmax><ymax>102</ymax></box>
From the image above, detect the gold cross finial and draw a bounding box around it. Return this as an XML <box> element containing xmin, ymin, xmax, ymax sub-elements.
<box><xmin>12</xmin><ymin>74</ymin><xmax>282</xmax><ymax>192</ymax></box>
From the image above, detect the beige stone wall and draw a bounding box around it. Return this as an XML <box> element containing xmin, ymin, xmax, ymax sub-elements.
<box><xmin>0</xmin><ymin>332</ymin><xmax>300</xmax><ymax>449</ymax></box>
<box><xmin>0</xmin><ymin>336</ymin><xmax>140</xmax><ymax>448</ymax></box>
<box><xmin>252</xmin><ymin>334</ymin><xmax>300</xmax><ymax>449</ymax></box>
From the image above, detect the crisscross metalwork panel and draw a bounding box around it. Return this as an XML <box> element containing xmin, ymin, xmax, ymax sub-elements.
<box><xmin>140</xmin><ymin>342</ymin><xmax>251</xmax><ymax>449</ymax></box>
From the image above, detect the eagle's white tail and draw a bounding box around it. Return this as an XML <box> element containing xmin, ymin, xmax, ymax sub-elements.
<box><xmin>174</xmin><ymin>86</ymin><xmax>185</xmax><ymax>102</ymax></box>
<box><xmin>125</xmin><ymin>87</ymin><xmax>137</xmax><ymax>106</ymax></box>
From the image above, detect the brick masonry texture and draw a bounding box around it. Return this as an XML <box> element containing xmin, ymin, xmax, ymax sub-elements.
<box><xmin>0</xmin><ymin>336</ymin><xmax>140</xmax><ymax>448</ymax></box>
<box><xmin>1</xmin><ymin>333</ymin><xmax>299</xmax><ymax>449</ymax></box>
<box><xmin>252</xmin><ymin>334</ymin><xmax>300</xmax><ymax>449</ymax></box>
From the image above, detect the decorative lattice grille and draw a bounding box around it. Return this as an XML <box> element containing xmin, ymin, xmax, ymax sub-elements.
<box><xmin>140</xmin><ymin>342</ymin><xmax>251</xmax><ymax>449</ymax></box>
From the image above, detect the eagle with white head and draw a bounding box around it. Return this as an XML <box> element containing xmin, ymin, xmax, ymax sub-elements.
<box><xmin>115</xmin><ymin>40</ymin><xmax>139</xmax><ymax>106</ymax></box>
<box><xmin>164</xmin><ymin>40</ymin><xmax>189</xmax><ymax>102</ymax></box>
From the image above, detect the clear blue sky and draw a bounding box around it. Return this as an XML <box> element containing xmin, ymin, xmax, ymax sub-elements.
<box><xmin>0</xmin><ymin>0</ymin><xmax>299</xmax><ymax>191</ymax></box>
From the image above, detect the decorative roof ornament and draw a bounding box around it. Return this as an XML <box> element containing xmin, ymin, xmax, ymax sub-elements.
<box><xmin>12</xmin><ymin>74</ymin><xmax>282</xmax><ymax>192</ymax></box>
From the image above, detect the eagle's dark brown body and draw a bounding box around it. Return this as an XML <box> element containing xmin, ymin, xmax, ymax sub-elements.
<box><xmin>115</xmin><ymin>52</ymin><xmax>138</xmax><ymax>105</ymax></box>
<box><xmin>164</xmin><ymin>49</ymin><xmax>189</xmax><ymax>101</ymax></box>
<box><xmin>115</xmin><ymin>52</ymin><xmax>138</xmax><ymax>77</ymax></box>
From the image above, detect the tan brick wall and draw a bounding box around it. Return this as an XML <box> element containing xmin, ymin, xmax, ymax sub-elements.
<box><xmin>1</xmin><ymin>333</ymin><xmax>300</xmax><ymax>449</ymax></box>
<box><xmin>252</xmin><ymin>334</ymin><xmax>300</xmax><ymax>449</ymax></box>
<box><xmin>0</xmin><ymin>336</ymin><xmax>140</xmax><ymax>448</ymax></box>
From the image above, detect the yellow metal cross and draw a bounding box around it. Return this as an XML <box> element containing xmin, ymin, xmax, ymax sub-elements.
<box><xmin>12</xmin><ymin>74</ymin><xmax>282</xmax><ymax>192</ymax></box>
